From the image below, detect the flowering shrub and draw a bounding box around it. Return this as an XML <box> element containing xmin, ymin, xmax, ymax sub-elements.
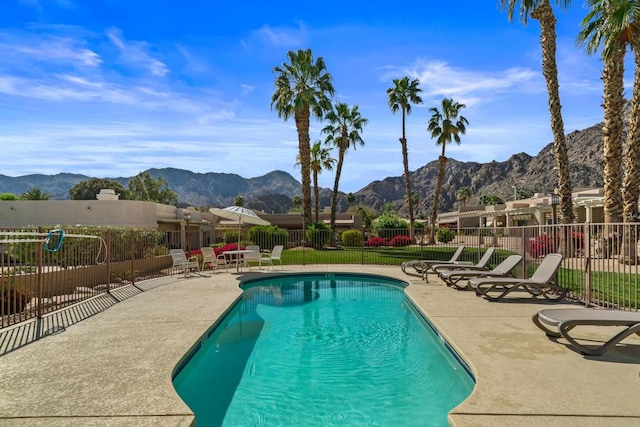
<box><xmin>213</xmin><ymin>243</ymin><xmax>239</xmax><ymax>257</ymax></box>
<box><xmin>389</xmin><ymin>235</ymin><xmax>413</xmax><ymax>247</ymax></box>
<box><xmin>527</xmin><ymin>234</ymin><xmax>556</xmax><ymax>258</ymax></box>
<box><xmin>366</xmin><ymin>237</ymin><xmax>387</xmax><ymax>247</ymax></box>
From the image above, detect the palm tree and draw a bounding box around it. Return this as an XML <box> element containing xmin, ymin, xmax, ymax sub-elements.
<box><xmin>387</xmin><ymin>76</ymin><xmax>423</xmax><ymax>238</ymax></box>
<box><xmin>20</xmin><ymin>187</ymin><xmax>50</xmax><ymax>200</ymax></box>
<box><xmin>501</xmin><ymin>0</ymin><xmax>575</xmax><ymax>223</ymax></box>
<box><xmin>457</xmin><ymin>186</ymin><xmax>472</xmax><ymax>207</ymax></box>
<box><xmin>271</xmin><ymin>49</ymin><xmax>335</xmax><ymax>226</ymax></box>
<box><xmin>322</xmin><ymin>103</ymin><xmax>368</xmax><ymax>244</ymax></box>
<box><xmin>297</xmin><ymin>141</ymin><xmax>336</xmax><ymax>223</ymax></box>
<box><xmin>234</xmin><ymin>195</ymin><xmax>244</xmax><ymax>207</ymax></box>
<box><xmin>427</xmin><ymin>98</ymin><xmax>469</xmax><ymax>244</ymax></box>
<box><xmin>578</xmin><ymin>0</ymin><xmax>628</xmax><ymax>223</ymax></box>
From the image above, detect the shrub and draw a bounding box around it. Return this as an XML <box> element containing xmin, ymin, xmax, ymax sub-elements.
<box><xmin>224</xmin><ymin>231</ymin><xmax>239</xmax><ymax>245</ymax></box>
<box><xmin>341</xmin><ymin>229</ymin><xmax>363</xmax><ymax>247</ymax></box>
<box><xmin>389</xmin><ymin>235</ymin><xmax>413</xmax><ymax>247</ymax></box>
<box><xmin>306</xmin><ymin>222</ymin><xmax>331</xmax><ymax>249</ymax></box>
<box><xmin>1</xmin><ymin>286</ymin><xmax>27</xmax><ymax>315</ymax></box>
<box><xmin>366</xmin><ymin>237</ymin><xmax>387</xmax><ymax>247</ymax></box>
<box><xmin>248</xmin><ymin>225</ymin><xmax>288</xmax><ymax>249</ymax></box>
<box><xmin>527</xmin><ymin>234</ymin><xmax>555</xmax><ymax>258</ymax></box>
<box><xmin>435</xmin><ymin>227</ymin><xmax>455</xmax><ymax>243</ymax></box>
<box><xmin>373</xmin><ymin>213</ymin><xmax>409</xmax><ymax>240</ymax></box>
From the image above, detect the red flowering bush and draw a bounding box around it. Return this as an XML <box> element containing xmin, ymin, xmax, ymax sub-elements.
<box><xmin>389</xmin><ymin>235</ymin><xmax>413</xmax><ymax>247</ymax></box>
<box><xmin>366</xmin><ymin>237</ymin><xmax>387</xmax><ymax>247</ymax></box>
<box><xmin>527</xmin><ymin>234</ymin><xmax>556</xmax><ymax>258</ymax></box>
<box><xmin>213</xmin><ymin>243</ymin><xmax>240</xmax><ymax>256</ymax></box>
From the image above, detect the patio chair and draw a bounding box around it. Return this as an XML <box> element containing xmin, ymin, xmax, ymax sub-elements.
<box><xmin>431</xmin><ymin>247</ymin><xmax>496</xmax><ymax>275</ymax></box>
<box><xmin>170</xmin><ymin>249</ymin><xmax>201</xmax><ymax>277</ymax></box>
<box><xmin>200</xmin><ymin>247</ymin><xmax>228</xmax><ymax>272</ymax></box>
<box><xmin>244</xmin><ymin>245</ymin><xmax>261</xmax><ymax>269</ymax></box>
<box><xmin>468</xmin><ymin>253</ymin><xmax>564</xmax><ymax>301</ymax></box>
<box><xmin>260</xmin><ymin>245</ymin><xmax>284</xmax><ymax>269</ymax></box>
<box><xmin>401</xmin><ymin>245</ymin><xmax>465</xmax><ymax>278</ymax></box>
<box><xmin>438</xmin><ymin>254</ymin><xmax>522</xmax><ymax>290</ymax></box>
<box><xmin>532</xmin><ymin>308</ymin><xmax>640</xmax><ymax>356</ymax></box>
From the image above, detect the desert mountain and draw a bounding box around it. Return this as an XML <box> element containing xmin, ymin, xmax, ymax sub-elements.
<box><xmin>0</xmin><ymin>119</ymin><xmax>605</xmax><ymax>215</ymax></box>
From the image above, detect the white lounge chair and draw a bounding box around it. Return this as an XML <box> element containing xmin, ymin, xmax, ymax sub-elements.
<box><xmin>468</xmin><ymin>253</ymin><xmax>564</xmax><ymax>301</ymax></box>
<box><xmin>401</xmin><ymin>245</ymin><xmax>465</xmax><ymax>278</ymax></box>
<box><xmin>438</xmin><ymin>254</ymin><xmax>522</xmax><ymax>290</ymax></box>
<box><xmin>170</xmin><ymin>249</ymin><xmax>201</xmax><ymax>277</ymax></box>
<box><xmin>260</xmin><ymin>245</ymin><xmax>283</xmax><ymax>269</ymax></box>
<box><xmin>532</xmin><ymin>308</ymin><xmax>640</xmax><ymax>356</ymax></box>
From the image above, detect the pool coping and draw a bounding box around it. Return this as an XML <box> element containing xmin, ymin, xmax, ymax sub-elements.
<box><xmin>0</xmin><ymin>265</ymin><xmax>638</xmax><ymax>426</ymax></box>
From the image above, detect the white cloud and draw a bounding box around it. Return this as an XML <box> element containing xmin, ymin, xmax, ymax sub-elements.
<box><xmin>0</xmin><ymin>33</ymin><xmax>101</xmax><ymax>67</ymax></box>
<box><xmin>247</xmin><ymin>22</ymin><xmax>307</xmax><ymax>48</ymax></box>
<box><xmin>107</xmin><ymin>28</ymin><xmax>169</xmax><ymax>77</ymax></box>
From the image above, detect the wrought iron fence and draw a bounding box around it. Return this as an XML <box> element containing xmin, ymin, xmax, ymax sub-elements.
<box><xmin>2</xmin><ymin>223</ymin><xmax>639</xmax><ymax>331</ymax></box>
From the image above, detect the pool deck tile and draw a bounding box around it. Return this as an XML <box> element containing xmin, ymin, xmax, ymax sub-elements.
<box><xmin>0</xmin><ymin>265</ymin><xmax>639</xmax><ymax>426</ymax></box>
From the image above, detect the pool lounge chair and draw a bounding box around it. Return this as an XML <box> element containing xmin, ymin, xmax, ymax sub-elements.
<box><xmin>438</xmin><ymin>254</ymin><xmax>523</xmax><ymax>290</ymax></box>
<box><xmin>430</xmin><ymin>247</ymin><xmax>496</xmax><ymax>275</ymax></box>
<box><xmin>401</xmin><ymin>245</ymin><xmax>465</xmax><ymax>278</ymax></box>
<box><xmin>532</xmin><ymin>308</ymin><xmax>640</xmax><ymax>356</ymax></box>
<box><xmin>468</xmin><ymin>253</ymin><xmax>564</xmax><ymax>301</ymax></box>
<box><xmin>170</xmin><ymin>249</ymin><xmax>201</xmax><ymax>277</ymax></box>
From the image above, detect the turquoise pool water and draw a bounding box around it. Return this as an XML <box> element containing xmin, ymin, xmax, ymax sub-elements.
<box><xmin>172</xmin><ymin>274</ymin><xmax>474</xmax><ymax>426</ymax></box>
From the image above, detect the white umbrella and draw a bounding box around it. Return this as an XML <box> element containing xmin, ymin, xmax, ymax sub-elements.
<box><xmin>209</xmin><ymin>206</ymin><xmax>270</xmax><ymax>270</ymax></box>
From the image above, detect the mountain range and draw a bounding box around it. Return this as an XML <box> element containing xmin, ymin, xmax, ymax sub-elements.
<box><xmin>0</xmin><ymin>119</ymin><xmax>605</xmax><ymax>215</ymax></box>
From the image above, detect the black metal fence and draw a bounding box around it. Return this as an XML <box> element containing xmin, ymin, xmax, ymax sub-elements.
<box><xmin>2</xmin><ymin>223</ymin><xmax>639</xmax><ymax>331</ymax></box>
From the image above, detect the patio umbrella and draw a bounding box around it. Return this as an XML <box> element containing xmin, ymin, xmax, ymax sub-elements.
<box><xmin>209</xmin><ymin>206</ymin><xmax>270</xmax><ymax>253</ymax></box>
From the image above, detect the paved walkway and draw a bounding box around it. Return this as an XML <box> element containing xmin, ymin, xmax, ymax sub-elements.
<box><xmin>0</xmin><ymin>265</ymin><xmax>639</xmax><ymax>426</ymax></box>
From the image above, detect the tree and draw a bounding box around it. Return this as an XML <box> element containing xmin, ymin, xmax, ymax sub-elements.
<box><xmin>69</xmin><ymin>178</ymin><xmax>127</xmax><ymax>200</ymax></box>
<box><xmin>20</xmin><ymin>188</ymin><xmax>50</xmax><ymax>200</ymax></box>
<box><xmin>322</xmin><ymin>103</ymin><xmax>368</xmax><ymax>244</ymax></box>
<box><xmin>291</xmin><ymin>194</ymin><xmax>302</xmax><ymax>212</ymax></box>
<box><xmin>427</xmin><ymin>98</ymin><xmax>469</xmax><ymax>244</ymax></box>
<box><xmin>479</xmin><ymin>194</ymin><xmax>504</xmax><ymax>205</ymax></box>
<box><xmin>271</xmin><ymin>49</ymin><xmax>335</xmax><ymax>226</ymax></box>
<box><xmin>346</xmin><ymin>192</ymin><xmax>355</xmax><ymax>206</ymax></box>
<box><xmin>457</xmin><ymin>186</ymin><xmax>472</xmax><ymax>207</ymax></box>
<box><xmin>234</xmin><ymin>195</ymin><xmax>244</xmax><ymax>207</ymax></box>
<box><xmin>578</xmin><ymin>0</ymin><xmax>629</xmax><ymax>223</ymax></box>
<box><xmin>387</xmin><ymin>76</ymin><xmax>423</xmax><ymax>239</ymax></box>
<box><xmin>297</xmin><ymin>141</ymin><xmax>336</xmax><ymax>223</ymax></box>
<box><xmin>501</xmin><ymin>0</ymin><xmax>575</xmax><ymax>223</ymax></box>
<box><xmin>126</xmin><ymin>172</ymin><xmax>178</xmax><ymax>205</ymax></box>
<box><xmin>0</xmin><ymin>193</ymin><xmax>19</xmax><ymax>201</ymax></box>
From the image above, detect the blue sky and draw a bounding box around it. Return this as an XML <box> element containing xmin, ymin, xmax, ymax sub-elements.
<box><xmin>0</xmin><ymin>1</ymin><xmax>626</xmax><ymax>192</ymax></box>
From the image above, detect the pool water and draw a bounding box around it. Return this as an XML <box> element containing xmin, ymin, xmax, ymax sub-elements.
<box><xmin>173</xmin><ymin>274</ymin><xmax>474</xmax><ymax>426</ymax></box>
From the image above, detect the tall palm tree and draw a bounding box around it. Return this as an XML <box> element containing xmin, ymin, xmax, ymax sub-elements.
<box><xmin>578</xmin><ymin>0</ymin><xmax>628</xmax><ymax>223</ymax></box>
<box><xmin>322</xmin><ymin>103</ymin><xmax>368</xmax><ymax>244</ymax></box>
<box><xmin>501</xmin><ymin>0</ymin><xmax>575</xmax><ymax>223</ymax></box>
<box><xmin>427</xmin><ymin>98</ymin><xmax>469</xmax><ymax>244</ymax></box>
<box><xmin>271</xmin><ymin>49</ymin><xmax>335</xmax><ymax>226</ymax></box>
<box><xmin>297</xmin><ymin>141</ymin><xmax>336</xmax><ymax>223</ymax></box>
<box><xmin>387</xmin><ymin>77</ymin><xmax>423</xmax><ymax>238</ymax></box>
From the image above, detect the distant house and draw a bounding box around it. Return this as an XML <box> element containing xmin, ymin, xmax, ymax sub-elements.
<box><xmin>436</xmin><ymin>188</ymin><xmax>605</xmax><ymax>229</ymax></box>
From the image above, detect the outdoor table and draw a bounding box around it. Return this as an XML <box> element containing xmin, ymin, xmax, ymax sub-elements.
<box><xmin>222</xmin><ymin>249</ymin><xmax>259</xmax><ymax>272</ymax></box>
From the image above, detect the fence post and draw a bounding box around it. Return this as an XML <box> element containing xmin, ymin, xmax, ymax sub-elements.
<box><xmin>106</xmin><ymin>229</ymin><xmax>111</xmax><ymax>294</ymax></box>
<box><xmin>584</xmin><ymin>221</ymin><xmax>590</xmax><ymax>306</ymax></box>
<box><xmin>130</xmin><ymin>230</ymin><xmax>135</xmax><ymax>286</ymax></box>
<box><xmin>36</xmin><ymin>241</ymin><xmax>43</xmax><ymax>320</ymax></box>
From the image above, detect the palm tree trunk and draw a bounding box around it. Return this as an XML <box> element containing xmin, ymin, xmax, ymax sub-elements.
<box><xmin>621</xmin><ymin>40</ymin><xmax>640</xmax><ymax>264</ymax></box>
<box><xmin>330</xmin><ymin>147</ymin><xmax>346</xmax><ymax>247</ymax></box>
<box><xmin>295</xmin><ymin>107</ymin><xmax>312</xmax><ymax>227</ymax></box>
<box><xmin>400</xmin><ymin>109</ymin><xmax>415</xmax><ymax>239</ymax></box>
<box><xmin>429</xmin><ymin>156</ymin><xmax>447</xmax><ymax>244</ymax></box>
<box><xmin>531</xmin><ymin>0</ymin><xmax>574</xmax><ymax>224</ymax></box>
<box><xmin>603</xmin><ymin>47</ymin><xmax>626</xmax><ymax>223</ymax></box>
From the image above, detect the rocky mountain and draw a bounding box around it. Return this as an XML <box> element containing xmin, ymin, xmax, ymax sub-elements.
<box><xmin>0</xmin><ymin>119</ymin><xmax>606</xmax><ymax>215</ymax></box>
<box><xmin>355</xmin><ymin>121</ymin><xmax>604</xmax><ymax>217</ymax></box>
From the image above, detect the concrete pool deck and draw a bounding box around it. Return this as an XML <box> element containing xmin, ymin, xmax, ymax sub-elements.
<box><xmin>0</xmin><ymin>265</ymin><xmax>638</xmax><ymax>426</ymax></box>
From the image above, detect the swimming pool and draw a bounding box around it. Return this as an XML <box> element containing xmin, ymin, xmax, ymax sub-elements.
<box><xmin>172</xmin><ymin>273</ymin><xmax>474</xmax><ymax>426</ymax></box>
